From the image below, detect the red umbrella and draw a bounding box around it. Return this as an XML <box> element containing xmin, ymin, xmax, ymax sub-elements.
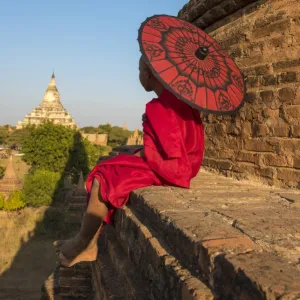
<box><xmin>138</xmin><ymin>15</ymin><xmax>245</xmax><ymax>115</ymax></box>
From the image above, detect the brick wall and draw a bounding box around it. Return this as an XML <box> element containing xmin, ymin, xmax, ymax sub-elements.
<box><xmin>178</xmin><ymin>0</ymin><xmax>300</xmax><ymax>189</ymax></box>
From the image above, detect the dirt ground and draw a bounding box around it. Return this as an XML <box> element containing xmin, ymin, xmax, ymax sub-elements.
<box><xmin>0</xmin><ymin>156</ymin><xmax>30</xmax><ymax>182</ymax></box>
<box><xmin>0</xmin><ymin>208</ymin><xmax>60</xmax><ymax>300</ymax></box>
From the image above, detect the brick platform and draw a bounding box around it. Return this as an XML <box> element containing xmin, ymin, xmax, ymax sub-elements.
<box><xmin>87</xmin><ymin>168</ymin><xmax>300</xmax><ymax>299</ymax></box>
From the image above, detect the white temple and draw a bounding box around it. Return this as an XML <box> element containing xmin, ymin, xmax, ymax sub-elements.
<box><xmin>17</xmin><ymin>73</ymin><xmax>77</xmax><ymax>129</ymax></box>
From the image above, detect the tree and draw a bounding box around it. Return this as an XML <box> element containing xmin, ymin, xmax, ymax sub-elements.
<box><xmin>20</xmin><ymin>122</ymin><xmax>101</xmax><ymax>183</ymax></box>
<box><xmin>6</xmin><ymin>127</ymin><xmax>32</xmax><ymax>148</ymax></box>
<box><xmin>81</xmin><ymin>126</ymin><xmax>98</xmax><ymax>134</ymax></box>
<box><xmin>108</xmin><ymin>126</ymin><xmax>131</xmax><ymax>148</ymax></box>
<box><xmin>22</xmin><ymin>170</ymin><xmax>62</xmax><ymax>207</ymax></box>
<box><xmin>0</xmin><ymin>126</ymin><xmax>9</xmax><ymax>145</ymax></box>
<box><xmin>21</xmin><ymin>122</ymin><xmax>78</xmax><ymax>173</ymax></box>
<box><xmin>98</xmin><ymin>123</ymin><xmax>112</xmax><ymax>134</ymax></box>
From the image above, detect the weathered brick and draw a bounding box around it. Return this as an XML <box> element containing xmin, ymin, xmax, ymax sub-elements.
<box><xmin>236</xmin><ymin>151</ymin><xmax>258</xmax><ymax>164</ymax></box>
<box><xmin>225</xmin><ymin>138</ymin><xmax>243</xmax><ymax>150</ymax></box>
<box><xmin>278</xmin><ymin>87</ymin><xmax>296</xmax><ymax>104</ymax></box>
<box><xmin>246</xmin><ymin>76</ymin><xmax>261</xmax><ymax>88</ymax></box>
<box><xmin>295</xmin><ymin>87</ymin><xmax>300</xmax><ymax>104</ymax></box>
<box><xmin>252</xmin><ymin>19</ymin><xmax>291</xmax><ymax>38</ymax></box>
<box><xmin>277</xmin><ymin>168</ymin><xmax>300</xmax><ymax>182</ymax></box>
<box><xmin>273</xmin><ymin>59</ymin><xmax>300</xmax><ymax>71</ymax></box>
<box><xmin>294</xmin><ymin>158</ymin><xmax>300</xmax><ymax>169</ymax></box>
<box><xmin>244</xmin><ymin>139</ymin><xmax>273</xmax><ymax>152</ymax></box>
<box><xmin>245</xmin><ymin>41</ymin><xmax>264</xmax><ymax>56</ymax></box>
<box><xmin>262</xmin><ymin>75</ymin><xmax>277</xmax><ymax>86</ymax></box>
<box><xmin>252</xmin><ymin>124</ymin><xmax>269</xmax><ymax>137</ymax></box>
<box><xmin>244</xmin><ymin>92</ymin><xmax>257</xmax><ymax>104</ymax></box>
<box><xmin>255</xmin><ymin>64</ymin><xmax>272</xmax><ymax>76</ymax></box>
<box><xmin>266</xmin><ymin>35</ymin><xmax>293</xmax><ymax>50</ymax></box>
<box><xmin>262</xmin><ymin>108</ymin><xmax>279</xmax><ymax>119</ymax></box>
<box><xmin>218</xmin><ymin>149</ymin><xmax>235</xmax><ymax>160</ymax></box>
<box><xmin>283</xmin><ymin>105</ymin><xmax>300</xmax><ymax>124</ymax></box>
<box><xmin>272</xmin><ymin>126</ymin><xmax>290</xmax><ymax>137</ymax></box>
<box><xmin>269</xmin><ymin>122</ymin><xmax>290</xmax><ymax>137</ymax></box>
<box><xmin>203</xmin><ymin>158</ymin><xmax>233</xmax><ymax>170</ymax></box>
<box><xmin>278</xmin><ymin>138</ymin><xmax>300</xmax><ymax>155</ymax></box>
<box><xmin>256</xmin><ymin>167</ymin><xmax>275</xmax><ymax>179</ymax></box>
<box><xmin>241</xmin><ymin>122</ymin><xmax>252</xmax><ymax>137</ymax></box>
<box><xmin>254</xmin><ymin>11</ymin><xmax>286</xmax><ymax>28</ymax></box>
<box><xmin>215</xmin><ymin>123</ymin><xmax>227</xmax><ymax>135</ymax></box>
<box><xmin>278</xmin><ymin>72</ymin><xmax>298</xmax><ymax>83</ymax></box>
<box><xmin>260</xmin><ymin>90</ymin><xmax>274</xmax><ymax>103</ymax></box>
<box><xmin>227</xmin><ymin>46</ymin><xmax>243</xmax><ymax>59</ymax></box>
<box><xmin>232</xmin><ymin>162</ymin><xmax>258</xmax><ymax>174</ymax></box>
<box><xmin>263</xmin><ymin>153</ymin><xmax>288</xmax><ymax>167</ymax></box>
<box><xmin>291</xmin><ymin>125</ymin><xmax>300</xmax><ymax>137</ymax></box>
<box><xmin>228</xmin><ymin>124</ymin><xmax>241</xmax><ymax>136</ymax></box>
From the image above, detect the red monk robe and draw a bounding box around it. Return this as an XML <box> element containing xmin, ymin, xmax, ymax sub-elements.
<box><xmin>85</xmin><ymin>89</ymin><xmax>205</xmax><ymax>225</ymax></box>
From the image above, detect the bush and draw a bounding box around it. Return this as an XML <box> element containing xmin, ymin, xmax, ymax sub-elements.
<box><xmin>4</xmin><ymin>190</ymin><xmax>26</xmax><ymax>211</ymax></box>
<box><xmin>0</xmin><ymin>193</ymin><xmax>4</xmax><ymax>209</ymax></box>
<box><xmin>23</xmin><ymin>170</ymin><xmax>62</xmax><ymax>207</ymax></box>
<box><xmin>0</xmin><ymin>167</ymin><xmax>4</xmax><ymax>179</ymax></box>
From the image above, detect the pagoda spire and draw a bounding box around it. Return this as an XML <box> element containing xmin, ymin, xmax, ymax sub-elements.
<box><xmin>0</xmin><ymin>155</ymin><xmax>22</xmax><ymax>197</ymax></box>
<box><xmin>41</xmin><ymin>72</ymin><xmax>60</xmax><ymax>103</ymax></box>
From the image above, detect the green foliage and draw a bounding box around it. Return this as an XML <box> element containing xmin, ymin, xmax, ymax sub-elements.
<box><xmin>0</xmin><ymin>193</ymin><xmax>4</xmax><ymax>209</ymax></box>
<box><xmin>6</xmin><ymin>127</ymin><xmax>32</xmax><ymax>147</ymax></box>
<box><xmin>81</xmin><ymin>126</ymin><xmax>99</xmax><ymax>134</ymax></box>
<box><xmin>23</xmin><ymin>170</ymin><xmax>62</xmax><ymax>207</ymax></box>
<box><xmin>0</xmin><ymin>126</ymin><xmax>9</xmax><ymax>145</ymax></box>
<box><xmin>98</xmin><ymin>123</ymin><xmax>112</xmax><ymax>134</ymax></box>
<box><xmin>108</xmin><ymin>126</ymin><xmax>131</xmax><ymax>148</ymax></box>
<box><xmin>82</xmin><ymin>139</ymin><xmax>105</xmax><ymax>170</ymax></box>
<box><xmin>21</xmin><ymin>122</ymin><xmax>75</xmax><ymax>172</ymax></box>
<box><xmin>21</xmin><ymin>122</ymin><xmax>91</xmax><ymax>182</ymax></box>
<box><xmin>4</xmin><ymin>190</ymin><xmax>26</xmax><ymax>211</ymax></box>
<box><xmin>0</xmin><ymin>167</ymin><xmax>4</xmax><ymax>179</ymax></box>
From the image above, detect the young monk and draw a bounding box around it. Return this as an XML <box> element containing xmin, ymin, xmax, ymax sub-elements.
<box><xmin>54</xmin><ymin>56</ymin><xmax>205</xmax><ymax>267</ymax></box>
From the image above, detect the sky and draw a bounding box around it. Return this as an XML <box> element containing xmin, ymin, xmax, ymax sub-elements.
<box><xmin>0</xmin><ymin>0</ymin><xmax>187</xmax><ymax>130</ymax></box>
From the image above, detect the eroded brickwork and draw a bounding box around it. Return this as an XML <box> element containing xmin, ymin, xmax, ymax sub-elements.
<box><xmin>179</xmin><ymin>0</ymin><xmax>300</xmax><ymax>188</ymax></box>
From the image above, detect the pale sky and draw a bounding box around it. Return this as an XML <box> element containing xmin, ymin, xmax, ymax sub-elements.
<box><xmin>0</xmin><ymin>0</ymin><xmax>187</xmax><ymax>130</ymax></box>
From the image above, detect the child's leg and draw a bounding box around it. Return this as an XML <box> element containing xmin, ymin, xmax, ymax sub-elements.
<box><xmin>54</xmin><ymin>178</ymin><xmax>107</xmax><ymax>267</ymax></box>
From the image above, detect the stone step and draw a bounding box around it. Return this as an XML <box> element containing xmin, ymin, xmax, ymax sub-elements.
<box><xmin>91</xmin><ymin>232</ymin><xmax>150</xmax><ymax>300</ymax></box>
<box><xmin>122</xmin><ymin>188</ymin><xmax>300</xmax><ymax>299</ymax></box>
<box><xmin>41</xmin><ymin>263</ymin><xmax>94</xmax><ymax>299</ymax></box>
<box><xmin>113</xmin><ymin>206</ymin><xmax>214</xmax><ymax>300</ymax></box>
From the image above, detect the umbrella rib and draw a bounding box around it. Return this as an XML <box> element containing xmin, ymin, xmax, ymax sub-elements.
<box><xmin>185</xmin><ymin>59</ymin><xmax>198</xmax><ymax>101</ymax></box>
<box><xmin>157</xmin><ymin>57</ymin><xmax>196</xmax><ymax>75</ymax></box>
<box><xmin>193</xmin><ymin>63</ymin><xmax>200</xmax><ymax>104</ymax></box>
<box><xmin>167</xmin><ymin>59</ymin><xmax>198</xmax><ymax>87</ymax></box>
<box><xmin>228</xmin><ymin>84</ymin><xmax>242</xmax><ymax>104</ymax></box>
<box><xmin>205</xmin><ymin>80</ymin><xmax>208</xmax><ymax>109</ymax></box>
<box><xmin>143</xmin><ymin>29</ymin><xmax>162</xmax><ymax>38</ymax></box>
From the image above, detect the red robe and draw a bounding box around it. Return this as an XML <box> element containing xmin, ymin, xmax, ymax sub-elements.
<box><xmin>85</xmin><ymin>89</ymin><xmax>204</xmax><ymax>224</ymax></box>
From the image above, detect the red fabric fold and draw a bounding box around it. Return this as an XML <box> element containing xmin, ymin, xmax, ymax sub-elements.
<box><xmin>85</xmin><ymin>89</ymin><xmax>204</xmax><ymax>225</ymax></box>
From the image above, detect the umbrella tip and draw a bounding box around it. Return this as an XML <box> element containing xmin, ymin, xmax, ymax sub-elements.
<box><xmin>195</xmin><ymin>47</ymin><xmax>209</xmax><ymax>60</ymax></box>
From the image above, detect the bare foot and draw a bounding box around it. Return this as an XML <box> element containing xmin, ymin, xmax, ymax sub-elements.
<box><xmin>53</xmin><ymin>236</ymin><xmax>98</xmax><ymax>267</ymax></box>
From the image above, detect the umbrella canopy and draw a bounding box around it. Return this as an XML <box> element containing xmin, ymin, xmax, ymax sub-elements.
<box><xmin>138</xmin><ymin>15</ymin><xmax>245</xmax><ymax>115</ymax></box>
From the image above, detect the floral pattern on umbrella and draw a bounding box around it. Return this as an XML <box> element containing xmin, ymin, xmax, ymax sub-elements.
<box><xmin>138</xmin><ymin>15</ymin><xmax>245</xmax><ymax>114</ymax></box>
